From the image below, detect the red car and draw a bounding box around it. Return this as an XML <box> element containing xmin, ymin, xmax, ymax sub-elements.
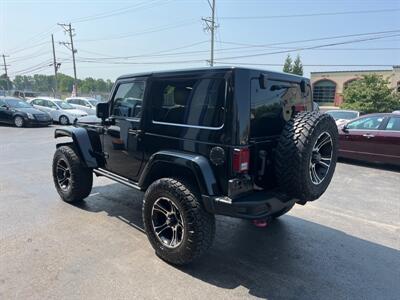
<box><xmin>339</xmin><ymin>113</ymin><xmax>400</xmax><ymax>166</ymax></box>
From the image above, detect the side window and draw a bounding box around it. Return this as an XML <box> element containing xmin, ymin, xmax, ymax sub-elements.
<box><xmin>112</xmin><ymin>81</ymin><xmax>145</xmax><ymax>118</ymax></box>
<box><xmin>385</xmin><ymin>117</ymin><xmax>400</xmax><ymax>131</ymax></box>
<box><xmin>151</xmin><ymin>77</ymin><xmax>225</xmax><ymax>127</ymax></box>
<box><xmin>32</xmin><ymin>99</ymin><xmax>41</xmax><ymax>106</ymax></box>
<box><xmin>347</xmin><ymin>116</ymin><xmax>384</xmax><ymax>130</ymax></box>
<box><xmin>47</xmin><ymin>101</ymin><xmax>57</xmax><ymax>109</ymax></box>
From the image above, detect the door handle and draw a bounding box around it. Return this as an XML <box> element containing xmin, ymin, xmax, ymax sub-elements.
<box><xmin>362</xmin><ymin>133</ymin><xmax>375</xmax><ymax>139</ymax></box>
<box><xmin>128</xmin><ymin>129</ymin><xmax>141</xmax><ymax>136</ymax></box>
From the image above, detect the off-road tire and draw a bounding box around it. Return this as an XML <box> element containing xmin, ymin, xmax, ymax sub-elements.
<box><xmin>14</xmin><ymin>116</ymin><xmax>24</xmax><ymax>127</ymax></box>
<box><xmin>275</xmin><ymin>111</ymin><xmax>338</xmax><ymax>202</ymax></box>
<box><xmin>52</xmin><ymin>145</ymin><xmax>93</xmax><ymax>203</ymax></box>
<box><xmin>59</xmin><ymin>115</ymin><xmax>69</xmax><ymax>125</ymax></box>
<box><xmin>143</xmin><ymin>178</ymin><xmax>215</xmax><ymax>265</ymax></box>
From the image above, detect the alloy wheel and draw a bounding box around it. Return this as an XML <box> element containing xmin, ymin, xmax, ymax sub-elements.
<box><xmin>56</xmin><ymin>159</ymin><xmax>71</xmax><ymax>191</ymax></box>
<box><xmin>14</xmin><ymin>116</ymin><xmax>24</xmax><ymax>127</ymax></box>
<box><xmin>60</xmin><ymin>116</ymin><xmax>69</xmax><ymax>125</ymax></box>
<box><xmin>151</xmin><ymin>197</ymin><xmax>185</xmax><ymax>249</ymax></box>
<box><xmin>309</xmin><ymin>132</ymin><xmax>333</xmax><ymax>185</ymax></box>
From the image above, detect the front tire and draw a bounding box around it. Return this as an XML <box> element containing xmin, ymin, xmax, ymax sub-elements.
<box><xmin>52</xmin><ymin>145</ymin><xmax>93</xmax><ymax>203</ymax></box>
<box><xmin>143</xmin><ymin>178</ymin><xmax>215</xmax><ymax>265</ymax></box>
<box><xmin>14</xmin><ymin>116</ymin><xmax>24</xmax><ymax>127</ymax></box>
<box><xmin>59</xmin><ymin>115</ymin><xmax>69</xmax><ymax>125</ymax></box>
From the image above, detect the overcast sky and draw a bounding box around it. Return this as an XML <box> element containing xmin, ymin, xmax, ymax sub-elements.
<box><xmin>1</xmin><ymin>0</ymin><xmax>399</xmax><ymax>81</ymax></box>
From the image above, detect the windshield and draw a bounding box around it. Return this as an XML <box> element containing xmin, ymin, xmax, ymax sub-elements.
<box><xmin>326</xmin><ymin>111</ymin><xmax>358</xmax><ymax>120</ymax></box>
<box><xmin>54</xmin><ymin>100</ymin><xmax>74</xmax><ymax>109</ymax></box>
<box><xmin>89</xmin><ymin>100</ymin><xmax>99</xmax><ymax>106</ymax></box>
<box><xmin>5</xmin><ymin>99</ymin><xmax>32</xmax><ymax>108</ymax></box>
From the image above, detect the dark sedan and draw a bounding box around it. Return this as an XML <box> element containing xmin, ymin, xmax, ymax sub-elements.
<box><xmin>339</xmin><ymin>113</ymin><xmax>400</xmax><ymax>166</ymax></box>
<box><xmin>0</xmin><ymin>97</ymin><xmax>52</xmax><ymax>127</ymax></box>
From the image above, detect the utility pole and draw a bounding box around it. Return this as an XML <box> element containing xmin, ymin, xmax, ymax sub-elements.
<box><xmin>58</xmin><ymin>22</ymin><xmax>78</xmax><ymax>95</ymax></box>
<box><xmin>1</xmin><ymin>54</ymin><xmax>10</xmax><ymax>92</ymax></box>
<box><xmin>51</xmin><ymin>34</ymin><xmax>61</xmax><ymax>98</ymax></box>
<box><xmin>202</xmin><ymin>0</ymin><xmax>217</xmax><ymax>67</ymax></box>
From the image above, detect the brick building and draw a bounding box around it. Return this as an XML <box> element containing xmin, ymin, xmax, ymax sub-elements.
<box><xmin>310</xmin><ymin>65</ymin><xmax>400</xmax><ymax>106</ymax></box>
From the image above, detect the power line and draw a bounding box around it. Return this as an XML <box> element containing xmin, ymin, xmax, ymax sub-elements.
<box><xmin>76</xmin><ymin>20</ymin><xmax>199</xmax><ymax>43</ymax></box>
<box><xmin>214</xmin><ymin>62</ymin><xmax>396</xmax><ymax>67</ymax></box>
<box><xmin>215</xmin><ymin>32</ymin><xmax>400</xmax><ymax>61</ymax></box>
<box><xmin>70</xmin><ymin>0</ymin><xmax>166</xmax><ymax>23</ymax></box>
<box><xmin>71</xmin><ymin>30</ymin><xmax>400</xmax><ymax>62</ymax></box>
<box><xmin>219</xmin><ymin>8</ymin><xmax>400</xmax><ymax>20</ymax></box>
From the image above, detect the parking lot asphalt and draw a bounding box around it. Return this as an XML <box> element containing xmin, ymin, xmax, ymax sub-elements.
<box><xmin>0</xmin><ymin>124</ymin><xmax>399</xmax><ymax>300</ymax></box>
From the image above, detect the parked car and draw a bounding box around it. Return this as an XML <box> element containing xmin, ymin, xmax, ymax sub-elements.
<box><xmin>51</xmin><ymin>67</ymin><xmax>338</xmax><ymax>265</ymax></box>
<box><xmin>28</xmin><ymin>97</ymin><xmax>87</xmax><ymax>125</ymax></box>
<box><xmin>339</xmin><ymin>113</ymin><xmax>400</xmax><ymax>165</ymax></box>
<box><xmin>75</xmin><ymin>115</ymin><xmax>102</xmax><ymax>125</ymax></box>
<box><xmin>0</xmin><ymin>96</ymin><xmax>52</xmax><ymax>127</ymax></box>
<box><xmin>326</xmin><ymin>109</ymin><xmax>360</xmax><ymax>127</ymax></box>
<box><xmin>65</xmin><ymin>97</ymin><xmax>99</xmax><ymax>115</ymax></box>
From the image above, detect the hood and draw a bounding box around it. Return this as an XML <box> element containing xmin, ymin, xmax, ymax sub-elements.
<box><xmin>15</xmin><ymin>107</ymin><xmax>48</xmax><ymax>115</ymax></box>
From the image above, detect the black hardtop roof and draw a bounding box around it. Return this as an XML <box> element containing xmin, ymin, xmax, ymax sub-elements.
<box><xmin>117</xmin><ymin>66</ymin><xmax>308</xmax><ymax>83</ymax></box>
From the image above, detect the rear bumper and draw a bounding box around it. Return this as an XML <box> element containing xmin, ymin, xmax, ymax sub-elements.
<box><xmin>202</xmin><ymin>191</ymin><xmax>297</xmax><ymax>220</ymax></box>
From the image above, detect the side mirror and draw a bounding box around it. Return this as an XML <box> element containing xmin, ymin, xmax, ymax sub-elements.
<box><xmin>0</xmin><ymin>104</ymin><xmax>8</xmax><ymax>110</ymax></box>
<box><xmin>341</xmin><ymin>125</ymin><xmax>349</xmax><ymax>133</ymax></box>
<box><xmin>97</xmin><ymin>102</ymin><xmax>110</xmax><ymax>120</ymax></box>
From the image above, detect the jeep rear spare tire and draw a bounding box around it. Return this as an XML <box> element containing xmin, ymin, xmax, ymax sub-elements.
<box><xmin>142</xmin><ymin>178</ymin><xmax>215</xmax><ymax>265</ymax></box>
<box><xmin>275</xmin><ymin>111</ymin><xmax>338</xmax><ymax>202</ymax></box>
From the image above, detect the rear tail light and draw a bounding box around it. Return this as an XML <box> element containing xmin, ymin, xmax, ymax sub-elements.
<box><xmin>233</xmin><ymin>148</ymin><xmax>250</xmax><ymax>173</ymax></box>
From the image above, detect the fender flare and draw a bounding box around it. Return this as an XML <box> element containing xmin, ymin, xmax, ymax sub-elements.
<box><xmin>54</xmin><ymin>127</ymin><xmax>99</xmax><ymax>168</ymax></box>
<box><xmin>139</xmin><ymin>150</ymin><xmax>219</xmax><ymax>196</ymax></box>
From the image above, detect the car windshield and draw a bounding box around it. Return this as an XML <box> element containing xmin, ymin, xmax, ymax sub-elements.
<box><xmin>327</xmin><ymin>111</ymin><xmax>358</xmax><ymax>120</ymax></box>
<box><xmin>54</xmin><ymin>100</ymin><xmax>74</xmax><ymax>109</ymax></box>
<box><xmin>89</xmin><ymin>100</ymin><xmax>98</xmax><ymax>106</ymax></box>
<box><xmin>5</xmin><ymin>99</ymin><xmax>32</xmax><ymax>108</ymax></box>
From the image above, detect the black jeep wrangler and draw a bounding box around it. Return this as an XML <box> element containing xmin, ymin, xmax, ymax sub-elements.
<box><xmin>52</xmin><ymin>67</ymin><xmax>338</xmax><ymax>265</ymax></box>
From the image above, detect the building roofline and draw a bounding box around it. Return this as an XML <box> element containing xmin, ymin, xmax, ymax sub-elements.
<box><xmin>311</xmin><ymin>69</ymin><xmax>393</xmax><ymax>74</ymax></box>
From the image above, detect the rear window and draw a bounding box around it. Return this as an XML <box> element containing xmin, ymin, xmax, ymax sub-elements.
<box><xmin>250</xmin><ymin>79</ymin><xmax>303</xmax><ymax>137</ymax></box>
<box><xmin>151</xmin><ymin>77</ymin><xmax>226</xmax><ymax>128</ymax></box>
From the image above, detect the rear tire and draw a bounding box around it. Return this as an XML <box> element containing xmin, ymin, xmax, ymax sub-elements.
<box><xmin>142</xmin><ymin>178</ymin><xmax>215</xmax><ymax>265</ymax></box>
<box><xmin>52</xmin><ymin>145</ymin><xmax>93</xmax><ymax>203</ymax></box>
<box><xmin>275</xmin><ymin>112</ymin><xmax>338</xmax><ymax>202</ymax></box>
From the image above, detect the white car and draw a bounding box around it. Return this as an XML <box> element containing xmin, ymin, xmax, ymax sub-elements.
<box><xmin>28</xmin><ymin>97</ymin><xmax>88</xmax><ymax>125</ymax></box>
<box><xmin>325</xmin><ymin>109</ymin><xmax>360</xmax><ymax>127</ymax></box>
<box><xmin>65</xmin><ymin>97</ymin><xmax>99</xmax><ymax>115</ymax></box>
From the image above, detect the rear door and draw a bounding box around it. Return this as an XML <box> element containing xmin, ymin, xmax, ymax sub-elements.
<box><xmin>339</xmin><ymin>115</ymin><xmax>387</xmax><ymax>160</ymax></box>
<box><xmin>378</xmin><ymin>116</ymin><xmax>400</xmax><ymax>164</ymax></box>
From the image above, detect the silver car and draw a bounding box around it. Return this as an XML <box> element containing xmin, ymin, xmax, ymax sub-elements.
<box><xmin>325</xmin><ymin>109</ymin><xmax>360</xmax><ymax>127</ymax></box>
<box><xmin>65</xmin><ymin>97</ymin><xmax>99</xmax><ymax>115</ymax></box>
<box><xmin>28</xmin><ymin>97</ymin><xmax>88</xmax><ymax>125</ymax></box>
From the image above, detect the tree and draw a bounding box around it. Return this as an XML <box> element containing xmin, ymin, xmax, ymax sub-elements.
<box><xmin>283</xmin><ymin>55</ymin><xmax>292</xmax><ymax>73</ymax></box>
<box><xmin>0</xmin><ymin>74</ymin><xmax>12</xmax><ymax>90</ymax></box>
<box><xmin>292</xmin><ymin>55</ymin><xmax>303</xmax><ymax>76</ymax></box>
<box><xmin>341</xmin><ymin>74</ymin><xmax>400</xmax><ymax>113</ymax></box>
